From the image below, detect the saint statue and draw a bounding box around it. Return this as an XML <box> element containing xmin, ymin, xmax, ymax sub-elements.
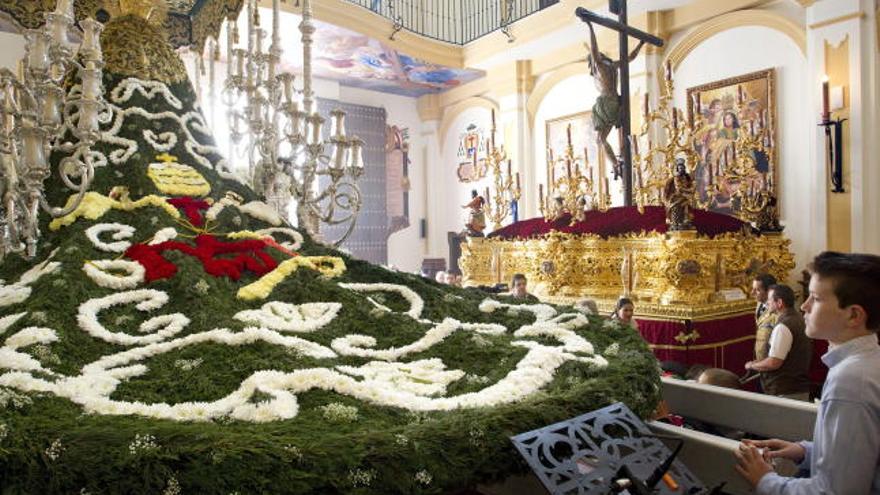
<box><xmin>663</xmin><ymin>159</ymin><xmax>696</xmax><ymax>230</ymax></box>
<box><xmin>462</xmin><ymin>189</ymin><xmax>486</xmax><ymax>236</ymax></box>
<box><xmin>585</xmin><ymin>19</ymin><xmax>645</xmax><ymax>180</ymax></box>
<box><xmin>743</xmin><ymin>189</ymin><xmax>783</xmax><ymax>232</ymax></box>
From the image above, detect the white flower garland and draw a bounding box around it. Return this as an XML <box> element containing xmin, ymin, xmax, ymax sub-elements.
<box><xmin>149</xmin><ymin>227</ymin><xmax>178</xmax><ymax>245</ymax></box>
<box><xmin>331</xmin><ymin>318</ymin><xmax>502</xmax><ymax>361</ymax></box>
<box><xmin>85</xmin><ymin>223</ymin><xmax>136</xmax><ymax>253</ymax></box>
<box><xmin>0</xmin><ymin>313</ymin><xmax>27</xmax><ymax>335</ymax></box>
<box><xmin>336</xmin><ymin>359</ymin><xmax>464</xmax><ymax>397</ymax></box>
<box><xmin>478</xmin><ymin>298</ymin><xmax>557</xmax><ymax>322</ymax></box>
<box><xmin>0</xmin><ymin>250</ymin><xmax>60</xmax><ymax>308</ymax></box>
<box><xmin>237</xmin><ymin>201</ymin><xmax>284</xmax><ymax>226</ymax></box>
<box><xmin>82</xmin><ymin>260</ymin><xmax>145</xmax><ymax>290</ymax></box>
<box><xmin>77</xmin><ymin>290</ymin><xmax>190</xmax><ymax>346</ymax></box>
<box><xmin>338</xmin><ymin>283</ymin><xmax>424</xmax><ymax>320</ymax></box>
<box><xmin>4</xmin><ymin>327</ymin><xmax>58</xmax><ymax>351</ymax></box>
<box><xmin>143</xmin><ymin>130</ymin><xmax>178</xmax><ymax>152</ymax></box>
<box><xmin>233</xmin><ymin>302</ymin><xmax>342</xmax><ymax>333</ymax></box>
<box><xmin>110</xmin><ymin>78</ymin><xmax>184</xmax><ymax>109</ymax></box>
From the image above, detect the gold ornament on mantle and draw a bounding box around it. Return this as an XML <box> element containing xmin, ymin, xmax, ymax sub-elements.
<box><xmin>459</xmin><ymin>229</ymin><xmax>795</xmax><ymax>321</ymax></box>
<box><xmin>482</xmin><ymin>110</ymin><xmax>521</xmax><ymax>230</ymax></box>
<box><xmin>631</xmin><ymin>64</ymin><xmax>782</xmax><ymax>232</ymax></box>
<box><xmin>539</xmin><ymin>123</ymin><xmax>608</xmax><ymax>225</ymax></box>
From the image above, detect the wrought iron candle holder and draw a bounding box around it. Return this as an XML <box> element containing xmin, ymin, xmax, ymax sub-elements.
<box><xmin>819</xmin><ymin>116</ymin><xmax>846</xmax><ymax>193</ymax></box>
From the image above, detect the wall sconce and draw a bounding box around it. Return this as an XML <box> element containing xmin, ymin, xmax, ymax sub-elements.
<box><xmin>818</xmin><ymin>76</ymin><xmax>847</xmax><ymax>193</ymax></box>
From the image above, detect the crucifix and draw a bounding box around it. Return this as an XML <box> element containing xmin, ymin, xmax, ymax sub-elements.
<box><xmin>576</xmin><ymin>1</ymin><xmax>664</xmax><ymax>207</ymax></box>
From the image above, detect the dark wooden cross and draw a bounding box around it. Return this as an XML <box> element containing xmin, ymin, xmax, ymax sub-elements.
<box><xmin>576</xmin><ymin>1</ymin><xmax>664</xmax><ymax>206</ymax></box>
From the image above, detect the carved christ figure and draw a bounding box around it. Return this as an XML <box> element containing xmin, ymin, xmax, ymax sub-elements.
<box><xmin>585</xmin><ymin>20</ymin><xmax>645</xmax><ymax>179</ymax></box>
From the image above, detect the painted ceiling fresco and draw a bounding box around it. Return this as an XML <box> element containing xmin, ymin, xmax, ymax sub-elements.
<box><xmin>269</xmin><ymin>10</ymin><xmax>484</xmax><ymax>97</ymax></box>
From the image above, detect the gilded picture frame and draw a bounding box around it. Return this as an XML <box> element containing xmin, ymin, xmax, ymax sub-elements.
<box><xmin>686</xmin><ymin>68</ymin><xmax>777</xmax><ymax>217</ymax></box>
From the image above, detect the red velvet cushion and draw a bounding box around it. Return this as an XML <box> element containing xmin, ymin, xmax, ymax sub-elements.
<box><xmin>489</xmin><ymin>206</ymin><xmax>754</xmax><ymax>239</ymax></box>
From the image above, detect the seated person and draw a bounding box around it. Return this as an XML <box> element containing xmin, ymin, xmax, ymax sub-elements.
<box><xmin>610</xmin><ymin>297</ymin><xmax>638</xmax><ymax>330</ymax></box>
<box><xmin>697</xmin><ymin>368</ymin><xmax>742</xmax><ymax>390</ymax></box>
<box><xmin>507</xmin><ymin>273</ymin><xmax>538</xmax><ymax>302</ymax></box>
<box><xmin>573</xmin><ymin>298</ymin><xmax>599</xmax><ymax>316</ymax></box>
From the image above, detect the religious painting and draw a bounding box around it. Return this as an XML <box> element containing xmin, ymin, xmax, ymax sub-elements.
<box><xmin>456</xmin><ymin>123</ymin><xmax>488</xmax><ymax>183</ymax></box>
<box><xmin>545</xmin><ymin>111</ymin><xmax>601</xmax><ymax>190</ymax></box>
<box><xmin>385</xmin><ymin>124</ymin><xmax>411</xmax><ymax>236</ymax></box>
<box><xmin>686</xmin><ymin>69</ymin><xmax>777</xmax><ymax>217</ymax></box>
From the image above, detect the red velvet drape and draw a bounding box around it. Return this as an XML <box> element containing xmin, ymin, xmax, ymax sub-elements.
<box><xmin>489</xmin><ymin>206</ymin><xmax>753</xmax><ymax>239</ymax></box>
<box><xmin>636</xmin><ymin>312</ymin><xmax>828</xmax><ymax>386</ymax></box>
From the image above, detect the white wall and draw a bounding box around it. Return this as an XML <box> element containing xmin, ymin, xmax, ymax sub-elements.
<box><xmin>435</xmin><ymin>106</ymin><xmax>493</xmax><ymax>257</ymax></box>
<box><xmin>671</xmin><ymin>26</ymin><xmax>812</xmax><ymax>276</ymax></box>
<box><xmin>532</xmin><ymin>73</ymin><xmax>623</xmax><ymax>214</ymax></box>
<box><xmin>337</xmin><ymin>85</ymin><xmax>424</xmax><ymax>273</ymax></box>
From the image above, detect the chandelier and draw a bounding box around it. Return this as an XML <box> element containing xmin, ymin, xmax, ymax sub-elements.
<box><xmin>223</xmin><ymin>0</ymin><xmax>364</xmax><ymax>245</ymax></box>
<box><xmin>0</xmin><ymin>0</ymin><xmax>104</xmax><ymax>260</ymax></box>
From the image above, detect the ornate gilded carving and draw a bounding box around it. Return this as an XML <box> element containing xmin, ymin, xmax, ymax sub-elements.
<box><xmin>460</xmin><ymin>229</ymin><xmax>795</xmax><ymax>321</ymax></box>
<box><xmin>0</xmin><ymin>0</ymin><xmax>243</xmax><ymax>53</ymax></box>
<box><xmin>101</xmin><ymin>14</ymin><xmax>188</xmax><ymax>84</ymax></box>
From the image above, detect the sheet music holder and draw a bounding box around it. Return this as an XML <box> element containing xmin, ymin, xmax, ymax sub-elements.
<box><xmin>510</xmin><ymin>402</ymin><xmax>706</xmax><ymax>494</ymax></box>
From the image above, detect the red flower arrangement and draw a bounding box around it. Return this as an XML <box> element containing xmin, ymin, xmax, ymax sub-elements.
<box><xmin>126</xmin><ymin>234</ymin><xmax>278</xmax><ymax>282</ymax></box>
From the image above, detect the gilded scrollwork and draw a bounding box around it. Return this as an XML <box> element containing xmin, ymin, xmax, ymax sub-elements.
<box><xmin>0</xmin><ymin>0</ymin><xmax>242</xmax><ymax>53</ymax></box>
<box><xmin>461</xmin><ymin>228</ymin><xmax>794</xmax><ymax>321</ymax></box>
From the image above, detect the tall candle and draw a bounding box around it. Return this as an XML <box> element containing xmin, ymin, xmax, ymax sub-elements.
<box><xmin>694</xmin><ymin>92</ymin><xmax>701</xmax><ymax>115</ymax></box>
<box><xmin>737</xmin><ymin>85</ymin><xmax>744</xmax><ymax>105</ymax></box>
<box><xmin>672</xmin><ymin>108</ymin><xmax>679</xmax><ymax>130</ymax></box>
<box><xmin>516</xmin><ymin>172</ymin><xmax>520</xmax><ymax>190</ymax></box>
<box><xmin>643</xmin><ymin>92</ymin><xmax>649</xmax><ymax>119</ymax></box>
<box><xmin>566</xmin><ymin>159</ymin><xmax>572</xmax><ymax>178</ymax></box>
<box><xmin>821</xmin><ymin>75</ymin><xmax>830</xmax><ymax>121</ymax></box>
<box><xmin>665</xmin><ymin>60</ymin><xmax>672</xmax><ymax>81</ymax></box>
<box><xmin>507</xmin><ymin>160</ymin><xmax>511</xmax><ymax>178</ymax></box>
<box><xmin>630</xmin><ymin>135</ymin><xmax>639</xmax><ymax>156</ymax></box>
<box><xmin>539</xmin><ymin>183</ymin><xmax>544</xmax><ymax>205</ymax></box>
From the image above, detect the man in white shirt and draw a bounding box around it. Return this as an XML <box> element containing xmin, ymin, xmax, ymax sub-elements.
<box><xmin>745</xmin><ymin>284</ymin><xmax>812</xmax><ymax>401</ymax></box>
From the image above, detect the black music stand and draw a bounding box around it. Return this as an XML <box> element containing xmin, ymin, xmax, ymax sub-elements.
<box><xmin>510</xmin><ymin>402</ymin><xmax>706</xmax><ymax>494</ymax></box>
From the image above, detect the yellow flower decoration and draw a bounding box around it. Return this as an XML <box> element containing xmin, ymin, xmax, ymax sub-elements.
<box><xmin>147</xmin><ymin>153</ymin><xmax>211</xmax><ymax>197</ymax></box>
<box><xmin>49</xmin><ymin>191</ymin><xmax>180</xmax><ymax>230</ymax></box>
<box><xmin>237</xmin><ymin>256</ymin><xmax>347</xmax><ymax>301</ymax></box>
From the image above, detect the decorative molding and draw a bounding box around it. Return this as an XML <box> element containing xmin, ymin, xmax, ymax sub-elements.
<box><xmin>808</xmin><ymin>11</ymin><xmax>865</xmax><ymax>30</ymax></box>
<box><xmin>664</xmin><ymin>9</ymin><xmax>806</xmax><ymax>72</ymax></box>
<box><xmin>438</xmin><ymin>97</ymin><xmax>498</xmax><ymax>150</ymax></box>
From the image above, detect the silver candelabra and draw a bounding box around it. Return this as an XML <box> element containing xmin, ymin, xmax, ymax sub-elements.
<box><xmin>222</xmin><ymin>0</ymin><xmax>364</xmax><ymax>245</ymax></box>
<box><xmin>0</xmin><ymin>0</ymin><xmax>104</xmax><ymax>260</ymax></box>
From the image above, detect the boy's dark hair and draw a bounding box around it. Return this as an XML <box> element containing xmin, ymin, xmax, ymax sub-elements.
<box><xmin>809</xmin><ymin>252</ymin><xmax>880</xmax><ymax>330</ymax></box>
<box><xmin>753</xmin><ymin>273</ymin><xmax>777</xmax><ymax>291</ymax></box>
<box><xmin>511</xmin><ymin>273</ymin><xmax>527</xmax><ymax>285</ymax></box>
<box><xmin>768</xmin><ymin>284</ymin><xmax>796</xmax><ymax>309</ymax></box>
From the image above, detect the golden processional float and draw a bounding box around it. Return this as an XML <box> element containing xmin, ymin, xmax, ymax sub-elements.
<box><xmin>459</xmin><ymin>71</ymin><xmax>794</xmax><ymax>372</ymax></box>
